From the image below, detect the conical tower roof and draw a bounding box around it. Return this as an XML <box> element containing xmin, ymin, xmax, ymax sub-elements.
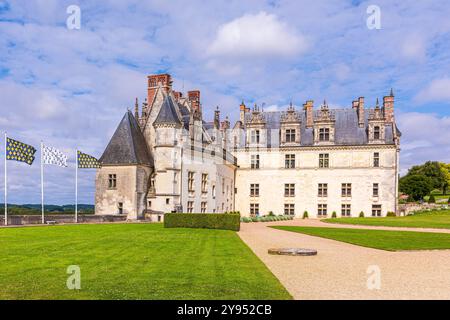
<box><xmin>100</xmin><ymin>111</ymin><xmax>154</xmax><ymax>166</ymax></box>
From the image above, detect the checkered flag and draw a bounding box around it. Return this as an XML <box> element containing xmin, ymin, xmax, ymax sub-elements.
<box><xmin>77</xmin><ymin>151</ymin><xmax>101</xmax><ymax>169</ymax></box>
<box><xmin>42</xmin><ymin>144</ymin><xmax>68</xmax><ymax>167</ymax></box>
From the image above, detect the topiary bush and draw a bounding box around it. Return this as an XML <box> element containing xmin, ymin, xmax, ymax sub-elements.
<box><xmin>428</xmin><ymin>195</ymin><xmax>436</xmax><ymax>203</ymax></box>
<box><xmin>359</xmin><ymin>211</ymin><xmax>365</xmax><ymax>218</ymax></box>
<box><xmin>386</xmin><ymin>211</ymin><xmax>396</xmax><ymax>217</ymax></box>
<box><xmin>164</xmin><ymin>213</ymin><xmax>240</xmax><ymax>231</ymax></box>
<box><xmin>303</xmin><ymin>211</ymin><xmax>309</xmax><ymax>219</ymax></box>
<box><xmin>332</xmin><ymin>211</ymin><xmax>337</xmax><ymax>218</ymax></box>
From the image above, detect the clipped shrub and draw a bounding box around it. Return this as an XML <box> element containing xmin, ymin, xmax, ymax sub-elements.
<box><xmin>164</xmin><ymin>213</ymin><xmax>240</xmax><ymax>231</ymax></box>
<box><xmin>303</xmin><ymin>211</ymin><xmax>309</xmax><ymax>219</ymax></box>
<box><xmin>359</xmin><ymin>211</ymin><xmax>365</xmax><ymax>218</ymax></box>
<box><xmin>268</xmin><ymin>211</ymin><xmax>275</xmax><ymax>216</ymax></box>
<box><xmin>386</xmin><ymin>211</ymin><xmax>396</xmax><ymax>217</ymax></box>
<box><xmin>332</xmin><ymin>211</ymin><xmax>337</xmax><ymax>218</ymax></box>
<box><xmin>428</xmin><ymin>195</ymin><xmax>436</xmax><ymax>204</ymax></box>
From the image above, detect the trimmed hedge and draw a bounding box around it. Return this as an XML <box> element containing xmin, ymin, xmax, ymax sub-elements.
<box><xmin>164</xmin><ymin>213</ymin><xmax>240</xmax><ymax>231</ymax></box>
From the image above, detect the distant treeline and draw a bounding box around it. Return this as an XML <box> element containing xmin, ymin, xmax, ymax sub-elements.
<box><xmin>0</xmin><ymin>204</ymin><xmax>95</xmax><ymax>215</ymax></box>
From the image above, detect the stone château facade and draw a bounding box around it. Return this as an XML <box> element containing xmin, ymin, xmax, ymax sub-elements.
<box><xmin>95</xmin><ymin>73</ymin><xmax>401</xmax><ymax>220</ymax></box>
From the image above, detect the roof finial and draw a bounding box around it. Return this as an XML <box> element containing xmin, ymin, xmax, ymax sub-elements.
<box><xmin>134</xmin><ymin>97</ymin><xmax>139</xmax><ymax>119</ymax></box>
<box><xmin>376</xmin><ymin>97</ymin><xmax>380</xmax><ymax>108</ymax></box>
<box><xmin>390</xmin><ymin>88</ymin><xmax>394</xmax><ymax>97</ymax></box>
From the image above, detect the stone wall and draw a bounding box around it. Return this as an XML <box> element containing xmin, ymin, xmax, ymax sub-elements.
<box><xmin>0</xmin><ymin>214</ymin><xmax>127</xmax><ymax>226</ymax></box>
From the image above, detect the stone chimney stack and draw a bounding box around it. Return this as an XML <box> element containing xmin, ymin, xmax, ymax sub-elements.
<box><xmin>147</xmin><ymin>74</ymin><xmax>172</xmax><ymax>108</ymax></box>
<box><xmin>214</xmin><ymin>106</ymin><xmax>220</xmax><ymax>129</ymax></box>
<box><xmin>188</xmin><ymin>90</ymin><xmax>201</xmax><ymax>114</ymax></box>
<box><xmin>173</xmin><ymin>91</ymin><xmax>182</xmax><ymax>101</ymax></box>
<box><xmin>383</xmin><ymin>89</ymin><xmax>395</xmax><ymax>123</ymax></box>
<box><xmin>134</xmin><ymin>97</ymin><xmax>139</xmax><ymax>120</ymax></box>
<box><xmin>352</xmin><ymin>100</ymin><xmax>359</xmax><ymax>109</ymax></box>
<box><xmin>303</xmin><ymin>100</ymin><xmax>314</xmax><ymax>128</ymax></box>
<box><xmin>357</xmin><ymin>97</ymin><xmax>365</xmax><ymax>128</ymax></box>
<box><xmin>239</xmin><ymin>101</ymin><xmax>249</xmax><ymax>123</ymax></box>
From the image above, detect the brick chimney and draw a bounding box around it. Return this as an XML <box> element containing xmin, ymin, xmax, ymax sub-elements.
<box><xmin>303</xmin><ymin>100</ymin><xmax>314</xmax><ymax>128</ymax></box>
<box><xmin>173</xmin><ymin>91</ymin><xmax>182</xmax><ymax>101</ymax></box>
<box><xmin>188</xmin><ymin>90</ymin><xmax>201</xmax><ymax>113</ymax></box>
<box><xmin>147</xmin><ymin>74</ymin><xmax>172</xmax><ymax>106</ymax></box>
<box><xmin>383</xmin><ymin>89</ymin><xmax>395</xmax><ymax>123</ymax></box>
<box><xmin>352</xmin><ymin>100</ymin><xmax>359</xmax><ymax>109</ymax></box>
<box><xmin>357</xmin><ymin>97</ymin><xmax>365</xmax><ymax>128</ymax></box>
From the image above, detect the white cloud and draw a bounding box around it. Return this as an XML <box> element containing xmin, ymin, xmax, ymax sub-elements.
<box><xmin>415</xmin><ymin>78</ymin><xmax>450</xmax><ymax>103</ymax></box>
<box><xmin>400</xmin><ymin>34</ymin><xmax>427</xmax><ymax>61</ymax></box>
<box><xmin>207</xmin><ymin>11</ymin><xmax>308</xmax><ymax>59</ymax></box>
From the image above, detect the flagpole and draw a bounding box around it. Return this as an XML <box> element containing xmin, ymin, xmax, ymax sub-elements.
<box><xmin>41</xmin><ymin>141</ymin><xmax>44</xmax><ymax>224</ymax></box>
<box><xmin>4</xmin><ymin>132</ymin><xmax>7</xmax><ymax>226</ymax></box>
<box><xmin>75</xmin><ymin>149</ymin><xmax>78</xmax><ymax>223</ymax></box>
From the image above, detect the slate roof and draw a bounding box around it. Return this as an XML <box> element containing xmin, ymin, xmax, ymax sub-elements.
<box><xmin>154</xmin><ymin>95</ymin><xmax>182</xmax><ymax>126</ymax></box>
<box><xmin>244</xmin><ymin>108</ymin><xmax>398</xmax><ymax>147</ymax></box>
<box><xmin>100</xmin><ymin>111</ymin><xmax>154</xmax><ymax>166</ymax></box>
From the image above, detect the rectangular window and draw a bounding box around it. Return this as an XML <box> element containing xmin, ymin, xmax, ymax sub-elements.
<box><xmin>372</xmin><ymin>204</ymin><xmax>382</xmax><ymax>217</ymax></box>
<box><xmin>319</xmin><ymin>153</ymin><xmax>329</xmax><ymax>168</ymax></box>
<box><xmin>374</xmin><ymin>126</ymin><xmax>380</xmax><ymax>140</ymax></box>
<box><xmin>318</xmin><ymin>183</ymin><xmax>328</xmax><ymax>197</ymax></box>
<box><xmin>318</xmin><ymin>204</ymin><xmax>327</xmax><ymax>217</ymax></box>
<box><xmin>285</xmin><ymin>154</ymin><xmax>295</xmax><ymax>169</ymax></box>
<box><xmin>166</xmin><ymin>198</ymin><xmax>170</xmax><ymax>205</ymax></box>
<box><xmin>212</xmin><ymin>185</ymin><xmax>216</xmax><ymax>198</ymax></box>
<box><xmin>285</xmin><ymin>129</ymin><xmax>296</xmax><ymax>143</ymax></box>
<box><xmin>319</xmin><ymin>128</ymin><xmax>330</xmax><ymax>141</ymax></box>
<box><xmin>250</xmin><ymin>203</ymin><xmax>259</xmax><ymax>217</ymax></box>
<box><xmin>108</xmin><ymin>174</ymin><xmax>117</xmax><ymax>189</ymax></box>
<box><xmin>251</xmin><ymin>154</ymin><xmax>260</xmax><ymax>169</ymax></box>
<box><xmin>201</xmin><ymin>202</ymin><xmax>207</xmax><ymax>213</ymax></box>
<box><xmin>187</xmin><ymin>201</ymin><xmax>194</xmax><ymax>213</ymax></box>
<box><xmin>250</xmin><ymin>184</ymin><xmax>260</xmax><ymax>197</ymax></box>
<box><xmin>251</xmin><ymin>130</ymin><xmax>260</xmax><ymax>144</ymax></box>
<box><xmin>284</xmin><ymin>203</ymin><xmax>295</xmax><ymax>216</ymax></box>
<box><xmin>201</xmin><ymin>173</ymin><xmax>208</xmax><ymax>193</ymax></box>
<box><xmin>373</xmin><ymin>152</ymin><xmax>380</xmax><ymax>167</ymax></box>
<box><xmin>118</xmin><ymin>202</ymin><xmax>123</xmax><ymax>214</ymax></box>
<box><xmin>341</xmin><ymin>183</ymin><xmax>352</xmax><ymax>197</ymax></box>
<box><xmin>188</xmin><ymin>172</ymin><xmax>195</xmax><ymax>192</ymax></box>
<box><xmin>341</xmin><ymin>204</ymin><xmax>351</xmax><ymax>217</ymax></box>
<box><xmin>373</xmin><ymin>183</ymin><xmax>379</xmax><ymax>197</ymax></box>
<box><xmin>284</xmin><ymin>184</ymin><xmax>295</xmax><ymax>197</ymax></box>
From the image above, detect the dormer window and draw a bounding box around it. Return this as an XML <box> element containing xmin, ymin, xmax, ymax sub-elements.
<box><xmin>374</xmin><ymin>126</ymin><xmax>380</xmax><ymax>140</ymax></box>
<box><xmin>319</xmin><ymin>128</ymin><xmax>330</xmax><ymax>141</ymax></box>
<box><xmin>251</xmin><ymin>130</ymin><xmax>260</xmax><ymax>144</ymax></box>
<box><xmin>285</xmin><ymin>129</ymin><xmax>296</xmax><ymax>143</ymax></box>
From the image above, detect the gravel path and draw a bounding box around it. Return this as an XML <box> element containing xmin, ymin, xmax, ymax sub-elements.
<box><xmin>238</xmin><ymin>219</ymin><xmax>450</xmax><ymax>300</ymax></box>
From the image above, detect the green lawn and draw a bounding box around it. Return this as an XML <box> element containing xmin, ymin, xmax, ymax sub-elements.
<box><xmin>0</xmin><ymin>223</ymin><xmax>291</xmax><ymax>300</ymax></box>
<box><xmin>324</xmin><ymin>210</ymin><xmax>450</xmax><ymax>229</ymax></box>
<box><xmin>271</xmin><ymin>226</ymin><xmax>450</xmax><ymax>251</ymax></box>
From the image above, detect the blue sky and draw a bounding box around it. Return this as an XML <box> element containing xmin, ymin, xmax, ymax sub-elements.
<box><xmin>0</xmin><ymin>0</ymin><xmax>450</xmax><ymax>205</ymax></box>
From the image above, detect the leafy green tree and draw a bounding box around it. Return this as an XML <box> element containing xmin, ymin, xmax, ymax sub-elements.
<box><xmin>439</xmin><ymin>163</ymin><xmax>450</xmax><ymax>195</ymax></box>
<box><xmin>399</xmin><ymin>174</ymin><xmax>433</xmax><ymax>201</ymax></box>
<box><xmin>408</xmin><ymin>161</ymin><xmax>447</xmax><ymax>193</ymax></box>
<box><xmin>428</xmin><ymin>194</ymin><xmax>436</xmax><ymax>203</ymax></box>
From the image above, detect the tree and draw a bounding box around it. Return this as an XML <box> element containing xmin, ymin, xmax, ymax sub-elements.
<box><xmin>439</xmin><ymin>163</ymin><xmax>450</xmax><ymax>195</ymax></box>
<box><xmin>408</xmin><ymin>161</ymin><xmax>447</xmax><ymax>193</ymax></box>
<box><xmin>399</xmin><ymin>174</ymin><xmax>433</xmax><ymax>201</ymax></box>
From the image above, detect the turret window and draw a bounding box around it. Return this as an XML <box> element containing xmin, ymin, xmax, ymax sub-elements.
<box><xmin>108</xmin><ymin>174</ymin><xmax>117</xmax><ymax>189</ymax></box>
<box><xmin>251</xmin><ymin>154</ymin><xmax>260</xmax><ymax>169</ymax></box>
<box><xmin>188</xmin><ymin>172</ymin><xmax>195</xmax><ymax>192</ymax></box>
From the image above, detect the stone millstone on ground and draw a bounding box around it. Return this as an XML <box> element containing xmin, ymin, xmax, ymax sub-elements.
<box><xmin>268</xmin><ymin>248</ymin><xmax>317</xmax><ymax>256</ymax></box>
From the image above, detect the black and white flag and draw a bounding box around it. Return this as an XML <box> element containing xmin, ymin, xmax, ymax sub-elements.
<box><xmin>42</xmin><ymin>145</ymin><xmax>68</xmax><ymax>167</ymax></box>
